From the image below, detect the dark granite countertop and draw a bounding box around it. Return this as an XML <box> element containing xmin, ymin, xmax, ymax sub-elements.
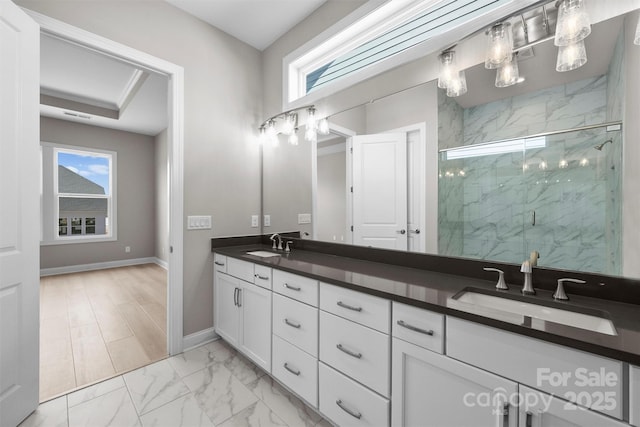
<box><xmin>213</xmin><ymin>243</ymin><xmax>640</xmax><ymax>366</ymax></box>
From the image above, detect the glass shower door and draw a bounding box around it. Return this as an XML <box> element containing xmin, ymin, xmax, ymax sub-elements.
<box><xmin>522</xmin><ymin>126</ymin><xmax>622</xmax><ymax>275</ymax></box>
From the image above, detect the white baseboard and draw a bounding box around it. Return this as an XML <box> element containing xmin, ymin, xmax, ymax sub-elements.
<box><xmin>183</xmin><ymin>328</ymin><xmax>219</xmax><ymax>352</ymax></box>
<box><xmin>154</xmin><ymin>257</ymin><xmax>168</xmax><ymax>270</ymax></box>
<box><xmin>40</xmin><ymin>257</ymin><xmax>160</xmax><ymax>276</ymax></box>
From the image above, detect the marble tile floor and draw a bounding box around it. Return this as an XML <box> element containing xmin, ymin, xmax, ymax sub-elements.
<box><xmin>20</xmin><ymin>338</ymin><xmax>332</xmax><ymax>427</ymax></box>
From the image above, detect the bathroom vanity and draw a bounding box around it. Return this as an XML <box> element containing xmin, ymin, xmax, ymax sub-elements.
<box><xmin>212</xmin><ymin>236</ymin><xmax>640</xmax><ymax>427</ymax></box>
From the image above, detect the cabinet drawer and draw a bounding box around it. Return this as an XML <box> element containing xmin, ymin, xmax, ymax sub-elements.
<box><xmin>213</xmin><ymin>253</ymin><xmax>227</xmax><ymax>273</ymax></box>
<box><xmin>319</xmin><ymin>311</ymin><xmax>390</xmax><ymax>397</ymax></box>
<box><xmin>253</xmin><ymin>264</ymin><xmax>272</xmax><ymax>290</ymax></box>
<box><xmin>272</xmin><ymin>335</ymin><xmax>318</xmax><ymax>408</ymax></box>
<box><xmin>392</xmin><ymin>302</ymin><xmax>444</xmax><ymax>354</ymax></box>
<box><xmin>226</xmin><ymin>258</ymin><xmax>254</xmax><ymax>283</ymax></box>
<box><xmin>631</xmin><ymin>365</ymin><xmax>640</xmax><ymax>426</ymax></box>
<box><xmin>319</xmin><ymin>363</ymin><xmax>389</xmax><ymax>427</ymax></box>
<box><xmin>273</xmin><ymin>293</ymin><xmax>318</xmax><ymax>356</ymax></box>
<box><xmin>320</xmin><ymin>283</ymin><xmax>390</xmax><ymax>333</ymax></box>
<box><xmin>273</xmin><ymin>270</ymin><xmax>318</xmax><ymax>306</ymax></box>
<box><xmin>447</xmin><ymin>316</ymin><xmax>624</xmax><ymax>420</ymax></box>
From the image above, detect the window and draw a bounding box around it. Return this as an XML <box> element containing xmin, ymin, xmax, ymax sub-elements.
<box><xmin>284</xmin><ymin>0</ymin><xmax>536</xmax><ymax>107</ymax></box>
<box><xmin>41</xmin><ymin>143</ymin><xmax>116</xmax><ymax>244</ymax></box>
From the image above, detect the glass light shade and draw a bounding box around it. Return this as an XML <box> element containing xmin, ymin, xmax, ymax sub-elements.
<box><xmin>438</xmin><ymin>51</ymin><xmax>457</xmax><ymax>89</ymax></box>
<box><xmin>281</xmin><ymin>113</ymin><xmax>296</xmax><ymax>135</ymax></box>
<box><xmin>288</xmin><ymin>131</ymin><xmax>299</xmax><ymax>146</ymax></box>
<box><xmin>446</xmin><ymin>70</ymin><xmax>467</xmax><ymax>97</ymax></box>
<box><xmin>554</xmin><ymin>0</ymin><xmax>591</xmax><ymax>46</ymax></box>
<box><xmin>305</xmin><ymin>126</ymin><xmax>317</xmax><ymax>143</ymax></box>
<box><xmin>495</xmin><ymin>54</ymin><xmax>519</xmax><ymax>87</ymax></box>
<box><xmin>318</xmin><ymin>118</ymin><xmax>330</xmax><ymax>135</ymax></box>
<box><xmin>307</xmin><ymin>107</ymin><xmax>317</xmax><ymax>131</ymax></box>
<box><xmin>485</xmin><ymin>23</ymin><xmax>513</xmax><ymax>69</ymax></box>
<box><xmin>556</xmin><ymin>40</ymin><xmax>587</xmax><ymax>72</ymax></box>
<box><xmin>635</xmin><ymin>16</ymin><xmax>640</xmax><ymax>45</ymax></box>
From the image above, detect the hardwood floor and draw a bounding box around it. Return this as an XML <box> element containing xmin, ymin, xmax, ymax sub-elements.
<box><xmin>40</xmin><ymin>264</ymin><xmax>167</xmax><ymax>402</ymax></box>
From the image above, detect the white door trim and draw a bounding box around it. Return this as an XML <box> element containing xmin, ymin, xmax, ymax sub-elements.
<box><xmin>24</xmin><ymin>9</ymin><xmax>185</xmax><ymax>356</ymax></box>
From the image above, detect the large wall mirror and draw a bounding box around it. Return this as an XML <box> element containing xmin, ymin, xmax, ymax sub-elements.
<box><xmin>262</xmin><ymin>1</ymin><xmax>640</xmax><ymax>280</ymax></box>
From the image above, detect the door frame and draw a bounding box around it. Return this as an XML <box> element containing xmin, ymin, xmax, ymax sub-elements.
<box><xmin>24</xmin><ymin>9</ymin><xmax>185</xmax><ymax>356</ymax></box>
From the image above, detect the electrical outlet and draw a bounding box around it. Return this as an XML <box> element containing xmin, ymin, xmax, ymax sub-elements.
<box><xmin>125</xmin><ymin>246</ymin><xmax>131</xmax><ymax>253</ymax></box>
<box><xmin>251</xmin><ymin>215</ymin><xmax>259</xmax><ymax>228</ymax></box>
<box><xmin>264</xmin><ymin>214</ymin><xmax>271</xmax><ymax>227</ymax></box>
<box><xmin>298</xmin><ymin>213</ymin><xmax>312</xmax><ymax>224</ymax></box>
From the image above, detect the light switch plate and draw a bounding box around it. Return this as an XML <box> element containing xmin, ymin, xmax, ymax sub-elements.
<box><xmin>264</xmin><ymin>214</ymin><xmax>271</xmax><ymax>227</ymax></box>
<box><xmin>187</xmin><ymin>215</ymin><xmax>212</xmax><ymax>230</ymax></box>
<box><xmin>298</xmin><ymin>213</ymin><xmax>311</xmax><ymax>224</ymax></box>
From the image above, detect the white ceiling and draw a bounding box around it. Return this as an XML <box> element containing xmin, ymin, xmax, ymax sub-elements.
<box><xmin>40</xmin><ymin>34</ymin><xmax>168</xmax><ymax>136</ymax></box>
<box><xmin>165</xmin><ymin>0</ymin><xmax>326</xmax><ymax>50</ymax></box>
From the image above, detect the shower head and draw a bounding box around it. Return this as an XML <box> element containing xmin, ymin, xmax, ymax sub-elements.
<box><xmin>594</xmin><ymin>139</ymin><xmax>613</xmax><ymax>151</ymax></box>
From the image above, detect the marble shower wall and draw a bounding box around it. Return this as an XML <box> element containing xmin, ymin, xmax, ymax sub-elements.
<box><xmin>438</xmin><ymin>65</ymin><xmax>623</xmax><ymax>275</ymax></box>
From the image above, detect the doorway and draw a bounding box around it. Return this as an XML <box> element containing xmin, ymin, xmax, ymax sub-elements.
<box><xmin>28</xmin><ymin>9</ymin><xmax>185</xmax><ymax>401</ymax></box>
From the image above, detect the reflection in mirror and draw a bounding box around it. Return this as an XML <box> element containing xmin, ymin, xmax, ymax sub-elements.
<box><xmin>261</xmin><ymin>6</ymin><xmax>640</xmax><ymax>279</ymax></box>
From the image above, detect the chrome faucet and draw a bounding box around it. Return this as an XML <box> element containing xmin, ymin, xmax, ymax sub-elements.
<box><xmin>521</xmin><ymin>260</ymin><xmax>535</xmax><ymax>295</ymax></box>
<box><xmin>270</xmin><ymin>233</ymin><xmax>283</xmax><ymax>250</ymax></box>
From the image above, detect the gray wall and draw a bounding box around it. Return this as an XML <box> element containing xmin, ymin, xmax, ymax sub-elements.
<box><xmin>20</xmin><ymin>0</ymin><xmax>263</xmax><ymax>335</ymax></box>
<box><xmin>155</xmin><ymin>128</ymin><xmax>168</xmax><ymax>263</ymax></box>
<box><xmin>40</xmin><ymin>117</ymin><xmax>156</xmax><ymax>268</ymax></box>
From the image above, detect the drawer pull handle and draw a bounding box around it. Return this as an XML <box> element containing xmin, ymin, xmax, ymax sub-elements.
<box><xmin>283</xmin><ymin>283</ymin><xmax>301</xmax><ymax>291</ymax></box>
<box><xmin>337</xmin><ymin>301</ymin><xmax>362</xmax><ymax>312</ymax></box>
<box><xmin>336</xmin><ymin>343</ymin><xmax>362</xmax><ymax>359</ymax></box>
<box><xmin>214</xmin><ymin>261</ymin><xmax>225</xmax><ymax>266</ymax></box>
<box><xmin>336</xmin><ymin>399</ymin><xmax>362</xmax><ymax>419</ymax></box>
<box><xmin>397</xmin><ymin>320</ymin><xmax>434</xmax><ymax>336</ymax></box>
<box><xmin>255</xmin><ymin>274</ymin><xmax>269</xmax><ymax>281</ymax></box>
<box><xmin>283</xmin><ymin>363</ymin><xmax>300</xmax><ymax>376</ymax></box>
<box><xmin>284</xmin><ymin>318</ymin><xmax>301</xmax><ymax>329</ymax></box>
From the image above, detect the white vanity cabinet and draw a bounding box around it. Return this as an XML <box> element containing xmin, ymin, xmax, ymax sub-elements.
<box><xmin>392</xmin><ymin>337</ymin><xmax>518</xmax><ymax>427</ymax></box>
<box><xmin>318</xmin><ymin>283</ymin><xmax>391</xmax><ymax>427</ymax></box>
<box><xmin>518</xmin><ymin>385</ymin><xmax>629</xmax><ymax>427</ymax></box>
<box><xmin>213</xmin><ymin>262</ymin><xmax>272</xmax><ymax>373</ymax></box>
<box><xmin>631</xmin><ymin>365</ymin><xmax>640</xmax><ymax>426</ymax></box>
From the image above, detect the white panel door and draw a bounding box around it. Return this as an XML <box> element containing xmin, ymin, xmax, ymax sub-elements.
<box><xmin>0</xmin><ymin>2</ymin><xmax>40</xmax><ymax>426</ymax></box>
<box><xmin>352</xmin><ymin>133</ymin><xmax>407</xmax><ymax>250</ymax></box>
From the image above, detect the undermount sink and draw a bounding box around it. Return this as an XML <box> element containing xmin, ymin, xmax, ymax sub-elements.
<box><xmin>246</xmin><ymin>250</ymin><xmax>281</xmax><ymax>258</ymax></box>
<box><xmin>449</xmin><ymin>288</ymin><xmax>617</xmax><ymax>336</ymax></box>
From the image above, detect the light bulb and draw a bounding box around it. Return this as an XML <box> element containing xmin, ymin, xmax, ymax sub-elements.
<box><xmin>559</xmin><ymin>159</ymin><xmax>569</xmax><ymax>169</ymax></box>
<box><xmin>305</xmin><ymin>126</ymin><xmax>317</xmax><ymax>143</ymax></box>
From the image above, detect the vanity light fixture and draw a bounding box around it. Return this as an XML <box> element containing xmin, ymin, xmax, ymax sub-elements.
<box><xmin>559</xmin><ymin>159</ymin><xmax>569</xmax><ymax>168</ymax></box>
<box><xmin>446</xmin><ymin>70</ymin><xmax>468</xmax><ymax>97</ymax></box>
<box><xmin>257</xmin><ymin>104</ymin><xmax>329</xmax><ymax>146</ymax></box>
<box><xmin>438</xmin><ymin>50</ymin><xmax>467</xmax><ymax>97</ymax></box>
<box><xmin>485</xmin><ymin>22</ymin><xmax>513</xmax><ymax>69</ymax></box>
